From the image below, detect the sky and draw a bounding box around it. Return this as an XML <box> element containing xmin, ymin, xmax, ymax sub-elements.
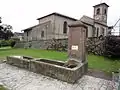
<box><xmin>0</xmin><ymin>0</ymin><xmax>120</xmax><ymax>33</ymax></box>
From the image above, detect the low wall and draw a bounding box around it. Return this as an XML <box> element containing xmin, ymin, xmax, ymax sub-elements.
<box><xmin>86</xmin><ymin>36</ymin><xmax>105</xmax><ymax>55</ymax></box>
<box><xmin>14</xmin><ymin>37</ymin><xmax>105</xmax><ymax>55</ymax></box>
<box><xmin>14</xmin><ymin>39</ymin><xmax>68</xmax><ymax>50</ymax></box>
<box><xmin>6</xmin><ymin>56</ymin><xmax>88</xmax><ymax>83</ymax></box>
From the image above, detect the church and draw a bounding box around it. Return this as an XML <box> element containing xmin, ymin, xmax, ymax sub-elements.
<box><xmin>23</xmin><ymin>3</ymin><xmax>109</xmax><ymax>41</ymax></box>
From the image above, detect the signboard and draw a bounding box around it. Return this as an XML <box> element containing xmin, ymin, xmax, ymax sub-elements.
<box><xmin>71</xmin><ymin>45</ymin><xmax>78</xmax><ymax>50</ymax></box>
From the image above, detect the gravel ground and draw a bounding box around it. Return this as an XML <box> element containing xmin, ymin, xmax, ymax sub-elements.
<box><xmin>0</xmin><ymin>63</ymin><xmax>119</xmax><ymax>90</ymax></box>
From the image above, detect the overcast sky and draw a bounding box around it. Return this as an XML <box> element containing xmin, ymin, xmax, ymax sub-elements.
<box><xmin>0</xmin><ymin>0</ymin><xmax>120</xmax><ymax>32</ymax></box>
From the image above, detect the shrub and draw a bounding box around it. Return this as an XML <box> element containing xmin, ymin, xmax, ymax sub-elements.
<box><xmin>104</xmin><ymin>36</ymin><xmax>120</xmax><ymax>58</ymax></box>
<box><xmin>0</xmin><ymin>40</ymin><xmax>10</xmax><ymax>47</ymax></box>
<box><xmin>0</xmin><ymin>39</ymin><xmax>16</xmax><ymax>47</ymax></box>
<box><xmin>10</xmin><ymin>40</ymin><xmax>16</xmax><ymax>48</ymax></box>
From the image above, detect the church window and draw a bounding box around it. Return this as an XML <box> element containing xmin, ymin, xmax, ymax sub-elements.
<box><xmin>41</xmin><ymin>31</ymin><xmax>44</xmax><ymax>37</ymax></box>
<box><xmin>96</xmin><ymin>27</ymin><xmax>99</xmax><ymax>37</ymax></box>
<box><xmin>96</xmin><ymin>8</ymin><xmax>100</xmax><ymax>15</ymax></box>
<box><xmin>86</xmin><ymin>28</ymin><xmax>88</xmax><ymax>38</ymax></box>
<box><xmin>104</xmin><ymin>9</ymin><xmax>107</xmax><ymax>15</ymax></box>
<box><xmin>63</xmin><ymin>21</ymin><xmax>67</xmax><ymax>34</ymax></box>
<box><xmin>102</xmin><ymin>28</ymin><xmax>105</xmax><ymax>36</ymax></box>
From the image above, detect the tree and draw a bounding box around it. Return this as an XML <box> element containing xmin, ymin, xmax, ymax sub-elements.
<box><xmin>0</xmin><ymin>17</ymin><xmax>13</xmax><ymax>40</ymax></box>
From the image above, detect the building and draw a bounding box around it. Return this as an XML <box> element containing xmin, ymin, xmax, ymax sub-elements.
<box><xmin>23</xmin><ymin>3</ymin><xmax>109</xmax><ymax>41</ymax></box>
<box><xmin>23</xmin><ymin>13</ymin><xmax>77</xmax><ymax>41</ymax></box>
<box><xmin>80</xmin><ymin>3</ymin><xmax>109</xmax><ymax>37</ymax></box>
<box><xmin>12</xmin><ymin>32</ymin><xmax>24</xmax><ymax>41</ymax></box>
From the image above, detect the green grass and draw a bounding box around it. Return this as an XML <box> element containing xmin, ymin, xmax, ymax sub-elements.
<box><xmin>0</xmin><ymin>47</ymin><xmax>120</xmax><ymax>74</ymax></box>
<box><xmin>88</xmin><ymin>54</ymin><xmax>120</xmax><ymax>73</ymax></box>
<box><xmin>0</xmin><ymin>47</ymin><xmax>67</xmax><ymax>61</ymax></box>
<box><xmin>0</xmin><ymin>85</ymin><xmax>6</xmax><ymax>90</ymax></box>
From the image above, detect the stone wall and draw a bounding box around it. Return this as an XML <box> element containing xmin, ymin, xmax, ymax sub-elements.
<box><xmin>86</xmin><ymin>36</ymin><xmax>105</xmax><ymax>55</ymax></box>
<box><xmin>14</xmin><ymin>41</ymin><xmax>26</xmax><ymax>48</ymax></box>
<box><xmin>14</xmin><ymin>37</ymin><xmax>104</xmax><ymax>56</ymax></box>
<box><xmin>14</xmin><ymin>39</ymin><xmax>68</xmax><ymax>50</ymax></box>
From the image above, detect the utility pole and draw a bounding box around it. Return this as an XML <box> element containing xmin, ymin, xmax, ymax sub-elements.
<box><xmin>119</xmin><ymin>22</ymin><xmax>120</xmax><ymax>36</ymax></box>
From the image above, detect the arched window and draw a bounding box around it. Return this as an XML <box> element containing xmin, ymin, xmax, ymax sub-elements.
<box><xmin>96</xmin><ymin>8</ymin><xmax>100</xmax><ymax>15</ymax></box>
<box><xmin>63</xmin><ymin>21</ymin><xmax>67</xmax><ymax>34</ymax></box>
<box><xmin>41</xmin><ymin>31</ymin><xmax>44</xmax><ymax>38</ymax></box>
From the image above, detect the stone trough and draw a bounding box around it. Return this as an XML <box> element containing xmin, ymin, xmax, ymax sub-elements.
<box><xmin>6</xmin><ymin>22</ymin><xmax>88</xmax><ymax>83</ymax></box>
<box><xmin>6</xmin><ymin>56</ymin><xmax>87</xmax><ymax>83</ymax></box>
<box><xmin>6</xmin><ymin>56</ymin><xmax>34</xmax><ymax>69</ymax></box>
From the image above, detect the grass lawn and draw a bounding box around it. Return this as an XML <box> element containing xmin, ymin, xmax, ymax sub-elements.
<box><xmin>0</xmin><ymin>85</ymin><xmax>6</xmax><ymax>90</ymax></box>
<box><xmin>0</xmin><ymin>47</ymin><xmax>120</xmax><ymax>74</ymax></box>
<box><xmin>0</xmin><ymin>47</ymin><xmax>67</xmax><ymax>61</ymax></box>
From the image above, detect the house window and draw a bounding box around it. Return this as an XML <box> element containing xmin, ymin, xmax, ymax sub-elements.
<box><xmin>63</xmin><ymin>21</ymin><xmax>67</xmax><ymax>34</ymax></box>
<box><xmin>41</xmin><ymin>31</ymin><xmax>44</xmax><ymax>38</ymax></box>
<box><xmin>96</xmin><ymin>27</ymin><xmax>99</xmax><ymax>37</ymax></box>
<box><xmin>96</xmin><ymin>8</ymin><xmax>100</xmax><ymax>15</ymax></box>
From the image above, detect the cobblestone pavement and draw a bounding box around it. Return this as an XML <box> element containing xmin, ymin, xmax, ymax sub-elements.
<box><xmin>0</xmin><ymin>63</ymin><xmax>119</xmax><ymax>90</ymax></box>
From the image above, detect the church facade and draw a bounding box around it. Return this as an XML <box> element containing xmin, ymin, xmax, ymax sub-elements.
<box><xmin>23</xmin><ymin>3</ymin><xmax>109</xmax><ymax>41</ymax></box>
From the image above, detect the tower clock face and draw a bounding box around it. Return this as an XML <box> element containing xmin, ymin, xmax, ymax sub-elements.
<box><xmin>95</xmin><ymin>16</ymin><xmax>100</xmax><ymax>20</ymax></box>
<box><xmin>102</xmin><ymin>16</ymin><xmax>107</xmax><ymax>21</ymax></box>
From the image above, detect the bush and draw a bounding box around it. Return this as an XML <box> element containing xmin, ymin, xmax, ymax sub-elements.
<box><xmin>0</xmin><ymin>40</ymin><xmax>10</xmax><ymax>47</ymax></box>
<box><xmin>10</xmin><ymin>40</ymin><xmax>16</xmax><ymax>48</ymax></box>
<box><xmin>104</xmin><ymin>36</ymin><xmax>120</xmax><ymax>58</ymax></box>
<box><xmin>0</xmin><ymin>39</ymin><xmax>16</xmax><ymax>47</ymax></box>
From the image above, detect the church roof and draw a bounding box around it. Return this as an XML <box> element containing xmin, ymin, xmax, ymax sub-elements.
<box><xmin>14</xmin><ymin>32</ymin><xmax>24</xmax><ymax>36</ymax></box>
<box><xmin>37</xmin><ymin>12</ymin><xmax>78</xmax><ymax>21</ymax></box>
<box><xmin>22</xmin><ymin>24</ymin><xmax>39</xmax><ymax>32</ymax></box>
<box><xmin>80</xmin><ymin>15</ymin><xmax>108</xmax><ymax>27</ymax></box>
<box><xmin>93</xmin><ymin>3</ymin><xmax>109</xmax><ymax>7</ymax></box>
<box><xmin>80</xmin><ymin>15</ymin><xmax>94</xmax><ymax>26</ymax></box>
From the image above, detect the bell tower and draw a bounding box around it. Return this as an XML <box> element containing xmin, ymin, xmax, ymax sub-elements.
<box><xmin>93</xmin><ymin>3</ymin><xmax>109</xmax><ymax>24</ymax></box>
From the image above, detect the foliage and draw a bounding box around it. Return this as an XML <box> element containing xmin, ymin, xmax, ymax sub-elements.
<box><xmin>0</xmin><ymin>17</ymin><xmax>13</xmax><ymax>40</ymax></box>
<box><xmin>87</xmin><ymin>35</ymin><xmax>120</xmax><ymax>59</ymax></box>
<box><xmin>0</xmin><ymin>40</ymin><xmax>11</xmax><ymax>47</ymax></box>
<box><xmin>10</xmin><ymin>40</ymin><xmax>16</xmax><ymax>48</ymax></box>
<box><xmin>0</xmin><ymin>40</ymin><xmax>16</xmax><ymax>47</ymax></box>
<box><xmin>104</xmin><ymin>36</ymin><xmax>120</xmax><ymax>58</ymax></box>
<box><xmin>0</xmin><ymin>85</ymin><xmax>7</xmax><ymax>90</ymax></box>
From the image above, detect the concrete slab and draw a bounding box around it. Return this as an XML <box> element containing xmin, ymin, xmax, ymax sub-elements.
<box><xmin>0</xmin><ymin>63</ymin><xmax>119</xmax><ymax>90</ymax></box>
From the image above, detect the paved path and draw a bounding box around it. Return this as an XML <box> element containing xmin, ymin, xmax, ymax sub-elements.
<box><xmin>0</xmin><ymin>63</ymin><xmax>118</xmax><ymax>90</ymax></box>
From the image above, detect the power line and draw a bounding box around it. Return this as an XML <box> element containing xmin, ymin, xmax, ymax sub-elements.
<box><xmin>113</xmin><ymin>18</ymin><xmax>120</xmax><ymax>27</ymax></box>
